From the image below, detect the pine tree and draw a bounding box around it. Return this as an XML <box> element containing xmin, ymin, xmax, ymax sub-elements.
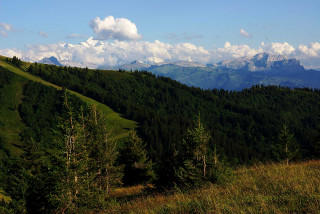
<box><xmin>185</xmin><ymin>115</ymin><xmax>210</xmax><ymax>176</ymax></box>
<box><xmin>53</xmin><ymin>92</ymin><xmax>90</xmax><ymax>212</ymax></box>
<box><xmin>274</xmin><ymin>124</ymin><xmax>299</xmax><ymax>165</ymax></box>
<box><xmin>87</xmin><ymin>106</ymin><xmax>123</xmax><ymax>197</ymax></box>
<box><xmin>176</xmin><ymin>115</ymin><xmax>211</xmax><ymax>186</ymax></box>
<box><xmin>119</xmin><ymin>131</ymin><xmax>155</xmax><ymax>186</ymax></box>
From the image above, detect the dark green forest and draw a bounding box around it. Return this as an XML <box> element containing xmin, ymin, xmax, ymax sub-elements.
<box><xmin>25</xmin><ymin>64</ymin><xmax>320</xmax><ymax>152</ymax></box>
<box><xmin>1</xmin><ymin>59</ymin><xmax>320</xmax><ymax>213</ymax></box>
<box><xmin>24</xmin><ymin>64</ymin><xmax>320</xmax><ymax>182</ymax></box>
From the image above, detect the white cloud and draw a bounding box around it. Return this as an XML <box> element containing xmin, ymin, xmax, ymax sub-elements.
<box><xmin>0</xmin><ymin>48</ymin><xmax>22</xmax><ymax>58</ymax></box>
<box><xmin>260</xmin><ymin>42</ymin><xmax>295</xmax><ymax>55</ymax></box>
<box><xmin>0</xmin><ymin>22</ymin><xmax>15</xmax><ymax>37</ymax></box>
<box><xmin>39</xmin><ymin>31</ymin><xmax>48</xmax><ymax>38</ymax></box>
<box><xmin>297</xmin><ymin>42</ymin><xmax>320</xmax><ymax>57</ymax></box>
<box><xmin>216</xmin><ymin>41</ymin><xmax>261</xmax><ymax>59</ymax></box>
<box><xmin>294</xmin><ymin>42</ymin><xmax>320</xmax><ymax>69</ymax></box>
<box><xmin>89</xmin><ymin>16</ymin><xmax>142</xmax><ymax>41</ymax></box>
<box><xmin>0</xmin><ymin>23</ymin><xmax>14</xmax><ymax>32</ymax></box>
<box><xmin>240</xmin><ymin>29</ymin><xmax>252</xmax><ymax>38</ymax></box>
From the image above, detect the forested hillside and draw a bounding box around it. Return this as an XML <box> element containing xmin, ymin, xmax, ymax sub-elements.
<box><xmin>25</xmin><ymin>63</ymin><xmax>320</xmax><ymax>171</ymax></box>
<box><xmin>1</xmin><ymin>56</ymin><xmax>320</xmax><ymax>213</ymax></box>
<box><xmin>0</xmin><ymin>60</ymin><xmax>140</xmax><ymax>213</ymax></box>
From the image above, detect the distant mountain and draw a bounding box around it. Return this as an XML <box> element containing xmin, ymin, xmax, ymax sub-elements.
<box><xmin>166</xmin><ymin>60</ymin><xmax>206</xmax><ymax>68</ymax></box>
<box><xmin>114</xmin><ymin>60</ymin><xmax>151</xmax><ymax>70</ymax></box>
<box><xmin>141</xmin><ymin>53</ymin><xmax>320</xmax><ymax>90</ymax></box>
<box><xmin>215</xmin><ymin>53</ymin><xmax>304</xmax><ymax>72</ymax></box>
<box><xmin>99</xmin><ymin>60</ymin><xmax>207</xmax><ymax>71</ymax></box>
<box><xmin>96</xmin><ymin>53</ymin><xmax>320</xmax><ymax>90</ymax></box>
<box><xmin>38</xmin><ymin>56</ymin><xmax>63</xmax><ymax>66</ymax></box>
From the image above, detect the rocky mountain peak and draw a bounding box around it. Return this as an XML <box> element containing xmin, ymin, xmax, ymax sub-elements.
<box><xmin>38</xmin><ymin>56</ymin><xmax>63</xmax><ymax>66</ymax></box>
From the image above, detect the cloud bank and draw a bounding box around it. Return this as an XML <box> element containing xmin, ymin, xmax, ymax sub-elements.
<box><xmin>2</xmin><ymin>38</ymin><xmax>319</xmax><ymax>69</ymax></box>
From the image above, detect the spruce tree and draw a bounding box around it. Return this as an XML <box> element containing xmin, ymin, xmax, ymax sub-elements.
<box><xmin>176</xmin><ymin>115</ymin><xmax>211</xmax><ymax>186</ymax></box>
<box><xmin>53</xmin><ymin>92</ymin><xmax>90</xmax><ymax>212</ymax></box>
<box><xmin>119</xmin><ymin>131</ymin><xmax>155</xmax><ymax>186</ymax></box>
<box><xmin>86</xmin><ymin>106</ymin><xmax>123</xmax><ymax>197</ymax></box>
<box><xmin>274</xmin><ymin>124</ymin><xmax>299</xmax><ymax>165</ymax></box>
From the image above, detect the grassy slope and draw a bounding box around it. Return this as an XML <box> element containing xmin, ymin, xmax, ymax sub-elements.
<box><xmin>0</xmin><ymin>57</ymin><xmax>136</xmax><ymax>140</ymax></box>
<box><xmin>0</xmin><ymin>74</ymin><xmax>26</xmax><ymax>159</ymax></box>
<box><xmin>108</xmin><ymin>160</ymin><xmax>320</xmax><ymax>213</ymax></box>
<box><xmin>0</xmin><ymin>73</ymin><xmax>25</xmax><ymax>203</ymax></box>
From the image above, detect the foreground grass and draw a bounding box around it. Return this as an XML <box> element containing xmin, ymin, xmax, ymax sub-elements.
<box><xmin>107</xmin><ymin>160</ymin><xmax>320</xmax><ymax>213</ymax></box>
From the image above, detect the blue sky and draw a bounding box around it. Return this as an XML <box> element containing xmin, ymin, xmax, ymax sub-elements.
<box><xmin>1</xmin><ymin>0</ymin><xmax>320</xmax><ymax>68</ymax></box>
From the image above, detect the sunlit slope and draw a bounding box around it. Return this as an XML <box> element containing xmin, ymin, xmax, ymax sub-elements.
<box><xmin>0</xmin><ymin>56</ymin><xmax>136</xmax><ymax>140</ymax></box>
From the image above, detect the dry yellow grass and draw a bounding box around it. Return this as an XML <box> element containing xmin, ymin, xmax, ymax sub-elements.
<box><xmin>105</xmin><ymin>160</ymin><xmax>320</xmax><ymax>214</ymax></box>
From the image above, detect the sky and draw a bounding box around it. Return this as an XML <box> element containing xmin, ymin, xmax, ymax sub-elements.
<box><xmin>0</xmin><ymin>0</ymin><xmax>320</xmax><ymax>68</ymax></box>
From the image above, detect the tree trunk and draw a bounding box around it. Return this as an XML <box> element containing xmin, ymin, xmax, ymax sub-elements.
<box><xmin>203</xmin><ymin>154</ymin><xmax>206</xmax><ymax>177</ymax></box>
<box><xmin>285</xmin><ymin>143</ymin><xmax>289</xmax><ymax>166</ymax></box>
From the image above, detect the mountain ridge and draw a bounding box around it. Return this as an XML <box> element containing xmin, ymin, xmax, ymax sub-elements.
<box><xmin>39</xmin><ymin>53</ymin><xmax>320</xmax><ymax>90</ymax></box>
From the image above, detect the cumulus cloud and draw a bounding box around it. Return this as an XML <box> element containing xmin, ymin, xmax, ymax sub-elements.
<box><xmin>0</xmin><ymin>22</ymin><xmax>15</xmax><ymax>37</ymax></box>
<box><xmin>260</xmin><ymin>42</ymin><xmax>295</xmax><ymax>55</ymax></box>
<box><xmin>39</xmin><ymin>31</ymin><xmax>48</xmax><ymax>38</ymax></box>
<box><xmin>294</xmin><ymin>42</ymin><xmax>320</xmax><ymax>69</ymax></box>
<box><xmin>297</xmin><ymin>42</ymin><xmax>320</xmax><ymax>57</ymax></box>
<box><xmin>216</xmin><ymin>41</ymin><xmax>261</xmax><ymax>59</ymax></box>
<box><xmin>240</xmin><ymin>29</ymin><xmax>252</xmax><ymax>38</ymax></box>
<box><xmin>89</xmin><ymin>16</ymin><xmax>142</xmax><ymax>41</ymax></box>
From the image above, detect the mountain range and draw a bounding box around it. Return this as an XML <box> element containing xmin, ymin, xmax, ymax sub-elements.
<box><xmin>40</xmin><ymin>53</ymin><xmax>320</xmax><ymax>90</ymax></box>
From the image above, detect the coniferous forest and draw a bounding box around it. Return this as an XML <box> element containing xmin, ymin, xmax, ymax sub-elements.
<box><xmin>1</xmin><ymin>57</ymin><xmax>320</xmax><ymax>213</ymax></box>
